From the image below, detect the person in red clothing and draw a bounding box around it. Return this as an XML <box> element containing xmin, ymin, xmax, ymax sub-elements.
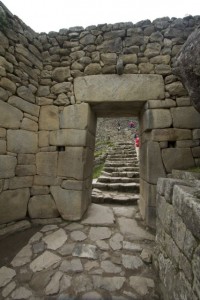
<box><xmin>134</xmin><ymin>134</ymin><xmax>140</xmax><ymax>159</ymax></box>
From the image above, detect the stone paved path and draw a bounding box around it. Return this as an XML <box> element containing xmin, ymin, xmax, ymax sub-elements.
<box><xmin>0</xmin><ymin>203</ymin><xmax>160</xmax><ymax>299</ymax></box>
<box><xmin>0</xmin><ymin>141</ymin><xmax>161</xmax><ymax>299</ymax></box>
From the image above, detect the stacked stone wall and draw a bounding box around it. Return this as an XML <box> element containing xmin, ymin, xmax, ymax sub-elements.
<box><xmin>0</xmin><ymin>0</ymin><xmax>200</xmax><ymax>228</ymax></box>
<box><xmin>155</xmin><ymin>172</ymin><xmax>200</xmax><ymax>300</ymax></box>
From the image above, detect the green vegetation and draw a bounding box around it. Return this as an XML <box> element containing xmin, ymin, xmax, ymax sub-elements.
<box><xmin>93</xmin><ymin>164</ymin><xmax>104</xmax><ymax>179</ymax></box>
<box><xmin>187</xmin><ymin>167</ymin><xmax>200</xmax><ymax>173</ymax></box>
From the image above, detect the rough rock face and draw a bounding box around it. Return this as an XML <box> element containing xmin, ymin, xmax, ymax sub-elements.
<box><xmin>173</xmin><ymin>27</ymin><xmax>200</xmax><ymax>113</ymax></box>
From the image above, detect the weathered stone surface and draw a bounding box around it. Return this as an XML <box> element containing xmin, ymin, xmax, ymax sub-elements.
<box><xmin>72</xmin><ymin>244</ymin><xmax>98</xmax><ymax>259</ymax></box>
<box><xmin>109</xmin><ymin>233</ymin><xmax>123</xmax><ymax>250</ymax></box>
<box><xmin>0</xmin><ymin>188</ymin><xmax>30</xmax><ymax>224</ymax></box>
<box><xmin>45</xmin><ymin>271</ymin><xmax>63</xmax><ymax>295</ymax></box>
<box><xmin>118</xmin><ymin>217</ymin><xmax>154</xmax><ymax>240</ymax></box>
<box><xmin>18</xmin><ymin>154</ymin><xmax>36</xmax><ymax>165</ymax></box>
<box><xmin>140</xmin><ymin>141</ymin><xmax>166</xmax><ymax>184</ymax></box>
<box><xmin>84</xmin><ymin>63</ymin><xmax>101</xmax><ymax>75</ymax></box>
<box><xmin>162</xmin><ymin>148</ymin><xmax>195</xmax><ymax>172</ymax></box>
<box><xmin>89</xmin><ymin>227</ymin><xmax>112</xmax><ymax>241</ymax></box>
<box><xmin>97</xmin><ymin>38</ymin><xmax>122</xmax><ymax>53</ymax></box>
<box><xmin>129</xmin><ymin>276</ymin><xmax>155</xmax><ymax>296</ymax></box>
<box><xmin>59</xmin><ymin>258</ymin><xmax>83</xmax><ymax>273</ymax></box>
<box><xmin>7</xmin><ymin>130</ymin><xmax>38</xmax><ymax>153</ymax></box>
<box><xmin>21</xmin><ymin>117</ymin><xmax>38</xmax><ymax>131</ymax></box>
<box><xmin>50</xmin><ymin>129</ymin><xmax>91</xmax><ymax>147</ymax></box>
<box><xmin>51</xmin><ymin>82</ymin><xmax>72</xmax><ymax>94</ymax></box>
<box><xmin>101</xmin><ymin>260</ymin><xmax>122</xmax><ymax>274</ymax></box>
<box><xmin>0</xmin><ymin>77</ymin><xmax>16</xmax><ymax>93</ymax></box>
<box><xmin>142</xmin><ymin>109</ymin><xmax>172</xmax><ymax>131</ymax></box>
<box><xmin>70</xmin><ymin>230</ymin><xmax>87</xmax><ymax>241</ymax></box>
<box><xmin>60</xmin><ymin>103</ymin><xmax>96</xmax><ymax>134</ymax></box>
<box><xmin>50</xmin><ymin>186</ymin><xmax>85</xmax><ymax>220</ymax></box>
<box><xmin>138</xmin><ymin>63</ymin><xmax>154</xmax><ymax>74</ymax></box>
<box><xmin>43</xmin><ymin>228</ymin><xmax>68</xmax><ymax>250</ymax></box>
<box><xmin>101</xmin><ymin>53</ymin><xmax>117</xmax><ymax>65</ymax></box>
<box><xmin>2</xmin><ymin>281</ymin><xmax>16</xmax><ymax>298</ymax></box>
<box><xmin>92</xmin><ymin>275</ymin><xmax>125</xmax><ymax>292</ymax></box>
<box><xmin>0</xmin><ymin>55</ymin><xmax>13</xmax><ymax>72</ymax></box>
<box><xmin>8</xmin><ymin>96</ymin><xmax>40</xmax><ymax>117</ymax></box>
<box><xmin>165</xmin><ymin>81</ymin><xmax>187</xmax><ymax>96</ymax></box>
<box><xmin>0</xmin><ymin>267</ymin><xmax>16</xmax><ymax>287</ymax></box>
<box><xmin>81</xmin><ymin>204</ymin><xmax>115</xmax><ymax>226</ymax></box>
<box><xmin>52</xmin><ymin>67</ymin><xmax>70</xmax><ymax>82</ymax></box>
<box><xmin>74</xmin><ymin>74</ymin><xmax>165</xmax><ymax>102</ymax></box>
<box><xmin>0</xmin><ymin>100</ymin><xmax>23</xmax><ymax>128</ymax></box>
<box><xmin>173</xmin><ymin>27</ymin><xmax>200</xmax><ymax>112</ymax></box>
<box><xmin>151</xmin><ymin>128</ymin><xmax>192</xmax><ymax>141</ymax></box>
<box><xmin>39</xmin><ymin>105</ymin><xmax>59</xmax><ymax>130</ymax></box>
<box><xmin>36</xmin><ymin>152</ymin><xmax>57</xmax><ymax>176</ymax></box>
<box><xmin>28</xmin><ymin>195</ymin><xmax>59</xmax><ymax>219</ymax></box>
<box><xmin>122</xmin><ymin>254</ymin><xmax>144</xmax><ymax>270</ymax></box>
<box><xmin>16</xmin><ymin>165</ymin><xmax>36</xmax><ymax>176</ymax></box>
<box><xmin>30</xmin><ymin>251</ymin><xmax>61</xmax><ymax>272</ymax></box>
<box><xmin>0</xmin><ymin>155</ymin><xmax>17</xmax><ymax>179</ymax></box>
<box><xmin>57</xmin><ymin>147</ymin><xmax>85</xmax><ymax>179</ymax></box>
<box><xmin>171</xmin><ymin>107</ymin><xmax>200</xmax><ymax>129</ymax></box>
<box><xmin>0</xmin><ymin>220</ymin><xmax>31</xmax><ymax>237</ymax></box>
<box><xmin>11</xmin><ymin>245</ymin><xmax>32</xmax><ymax>267</ymax></box>
<box><xmin>11</xmin><ymin>287</ymin><xmax>33</xmax><ymax>299</ymax></box>
<box><xmin>82</xmin><ymin>291</ymin><xmax>104</xmax><ymax>300</ymax></box>
<box><xmin>9</xmin><ymin>176</ymin><xmax>33</xmax><ymax>189</ymax></box>
<box><xmin>17</xmin><ymin>86</ymin><xmax>35</xmax><ymax>103</ymax></box>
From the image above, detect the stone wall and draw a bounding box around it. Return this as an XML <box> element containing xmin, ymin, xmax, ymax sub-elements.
<box><xmin>155</xmin><ymin>171</ymin><xmax>200</xmax><ymax>300</ymax></box>
<box><xmin>0</xmin><ymin>0</ymin><xmax>200</xmax><ymax>228</ymax></box>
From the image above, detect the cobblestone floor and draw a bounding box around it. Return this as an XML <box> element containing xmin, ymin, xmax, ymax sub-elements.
<box><xmin>0</xmin><ymin>203</ymin><xmax>161</xmax><ymax>300</ymax></box>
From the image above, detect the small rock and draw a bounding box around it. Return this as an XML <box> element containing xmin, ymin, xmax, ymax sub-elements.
<box><xmin>82</xmin><ymin>291</ymin><xmax>104</xmax><ymax>300</ymax></box>
<box><xmin>96</xmin><ymin>240</ymin><xmax>110</xmax><ymax>250</ymax></box>
<box><xmin>59</xmin><ymin>274</ymin><xmax>72</xmax><ymax>293</ymax></box>
<box><xmin>140</xmin><ymin>249</ymin><xmax>152</xmax><ymax>263</ymax></box>
<box><xmin>109</xmin><ymin>233</ymin><xmax>123</xmax><ymax>250</ymax></box>
<box><xmin>30</xmin><ymin>251</ymin><xmax>61</xmax><ymax>272</ymax></box>
<box><xmin>65</xmin><ymin>223</ymin><xmax>84</xmax><ymax>231</ymax></box>
<box><xmin>0</xmin><ymin>266</ymin><xmax>16</xmax><ymax>287</ymax></box>
<box><xmin>11</xmin><ymin>245</ymin><xmax>32</xmax><ymax>267</ymax></box>
<box><xmin>11</xmin><ymin>287</ymin><xmax>33</xmax><ymax>299</ymax></box>
<box><xmin>59</xmin><ymin>259</ymin><xmax>83</xmax><ymax>273</ymax></box>
<box><xmin>129</xmin><ymin>276</ymin><xmax>155</xmax><ymax>296</ymax></box>
<box><xmin>42</xmin><ymin>228</ymin><xmax>68</xmax><ymax>250</ymax></box>
<box><xmin>73</xmin><ymin>274</ymin><xmax>93</xmax><ymax>293</ymax></box>
<box><xmin>41</xmin><ymin>224</ymin><xmax>58</xmax><ymax>232</ymax></box>
<box><xmin>45</xmin><ymin>271</ymin><xmax>63</xmax><ymax>295</ymax></box>
<box><xmin>2</xmin><ymin>281</ymin><xmax>16</xmax><ymax>297</ymax></box>
<box><xmin>122</xmin><ymin>254</ymin><xmax>144</xmax><ymax>270</ymax></box>
<box><xmin>58</xmin><ymin>243</ymin><xmax>75</xmax><ymax>256</ymax></box>
<box><xmin>72</xmin><ymin>244</ymin><xmax>98</xmax><ymax>259</ymax></box>
<box><xmin>89</xmin><ymin>227</ymin><xmax>112</xmax><ymax>241</ymax></box>
<box><xmin>101</xmin><ymin>260</ymin><xmax>122</xmax><ymax>274</ymax></box>
<box><xmin>70</xmin><ymin>230</ymin><xmax>87</xmax><ymax>241</ymax></box>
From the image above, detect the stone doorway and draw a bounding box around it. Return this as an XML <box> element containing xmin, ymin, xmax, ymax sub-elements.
<box><xmin>74</xmin><ymin>74</ymin><xmax>165</xmax><ymax>228</ymax></box>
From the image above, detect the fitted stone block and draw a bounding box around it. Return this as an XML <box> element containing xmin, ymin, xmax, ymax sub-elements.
<box><xmin>50</xmin><ymin>186</ymin><xmax>88</xmax><ymax>220</ymax></box>
<box><xmin>151</xmin><ymin>128</ymin><xmax>192</xmax><ymax>141</ymax></box>
<box><xmin>0</xmin><ymin>101</ymin><xmax>23</xmax><ymax>129</ymax></box>
<box><xmin>28</xmin><ymin>195</ymin><xmax>59</xmax><ymax>219</ymax></box>
<box><xmin>162</xmin><ymin>148</ymin><xmax>195</xmax><ymax>173</ymax></box>
<box><xmin>74</xmin><ymin>74</ymin><xmax>165</xmax><ymax>102</ymax></box>
<box><xmin>0</xmin><ymin>155</ymin><xmax>17</xmax><ymax>179</ymax></box>
<box><xmin>7</xmin><ymin>130</ymin><xmax>38</xmax><ymax>153</ymax></box>
<box><xmin>142</xmin><ymin>109</ymin><xmax>172</xmax><ymax>132</ymax></box>
<box><xmin>18</xmin><ymin>154</ymin><xmax>35</xmax><ymax>165</ymax></box>
<box><xmin>0</xmin><ymin>140</ymin><xmax>6</xmax><ymax>154</ymax></box>
<box><xmin>140</xmin><ymin>141</ymin><xmax>166</xmax><ymax>184</ymax></box>
<box><xmin>36</xmin><ymin>152</ymin><xmax>58</xmax><ymax>177</ymax></box>
<box><xmin>60</xmin><ymin>103</ymin><xmax>96</xmax><ymax>134</ymax></box>
<box><xmin>38</xmin><ymin>131</ymin><xmax>49</xmax><ymax>147</ymax></box>
<box><xmin>8</xmin><ymin>96</ymin><xmax>40</xmax><ymax>117</ymax></box>
<box><xmin>39</xmin><ymin>105</ymin><xmax>59</xmax><ymax>130</ymax></box>
<box><xmin>50</xmin><ymin>129</ymin><xmax>87</xmax><ymax>147</ymax></box>
<box><xmin>9</xmin><ymin>176</ymin><xmax>33</xmax><ymax>189</ymax></box>
<box><xmin>171</xmin><ymin>107</ymin><xmax>200</xmax><ymax>129</ymax></box>
<box><xmin>16</xmin><ymin>165</ymin><xmax>36</xmax><ymax>176</ymax></box>
<box><xmin>58</xmin><ymin>147</ymin><xmax>85</xmax><ymax>180</ymax></box>
<box><xmin>0</xmin><ymin>188</ymin><xmax>30</xmax><ymax>224</ymax></box>
<box><xmin>34</xmin><ymin>175</ymin><xmax>61</xmax><ymax>186</ymax></box>
<box><xmin>140</xmin><ymin>178</ymin><xmax>157</xmax><ymax>206</ymax></box>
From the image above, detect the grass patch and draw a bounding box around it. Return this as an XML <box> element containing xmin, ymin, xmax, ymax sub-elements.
<box><xmin>187</xmin><ymin>167</ymin><xmax>200</xmax><ymax>173</ymax></box>
<box><xmin>93</xmin><ymin>164</ymin><xmax>104</xmax><ymax>179</ymax></box>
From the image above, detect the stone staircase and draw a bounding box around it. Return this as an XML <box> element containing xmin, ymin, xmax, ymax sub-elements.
<box><xmin>92</xmin><ymin>141</ymin><xmax>140</xmax><ymax>205</ymax></box>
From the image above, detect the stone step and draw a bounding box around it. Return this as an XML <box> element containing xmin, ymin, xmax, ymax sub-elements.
<box><xmin>97</xmin><ymin>176</ymin><xmax>139</xmax><ymax>184</ymax></box>
<box><xmin>92</xmin><ymin>189</ymin><xmax>139</xmax><ymax>205</ymax></box>
<box><xmin>105</xmin><ymin>162</ymin><xmax>138</xmax><ymax>167</ymax></box>
<box><xmin>108</xmin><ymin>149</ymin><xmax>135</xmax><ymax>154</ymax></box>
<box><xmin>101</xmin><ymin>171</ymin><xmax>139</xmax><ymax>178</ymax></box>
<box><xmin>106</xmin><ymin>157</ymin><xmax>137</xmax><ymax>161</ymax></box>
<box><xmin>107</xmin><ymin>154</ymin><xmax>137</xmax><ymax>159</ymax></box>
<box><xmin>104</xmin><ymin>166</ymin><xmax>139</xmax><ymax>172</ymax></box>
<box><xmin>92</xmin><ymin>182</ymin><xmax>140</xmax><ymax>193</ymax></box>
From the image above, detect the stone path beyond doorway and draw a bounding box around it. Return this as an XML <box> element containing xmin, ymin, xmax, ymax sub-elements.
<box><xmin>0</xmin><ymin>141</ymin><xmax>160</xmax><ymax>299</ymax></box>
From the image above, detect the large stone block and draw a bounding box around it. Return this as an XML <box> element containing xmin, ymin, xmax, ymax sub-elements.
<box><xmin>50</xmin><ymin>186</ymin><xmax>88</xmax><ymax>220</ymax></box>
<box><xmin>141</xmin><ymin>109</ymin><xmax>172</xmax><ymax>132</ymax></box>
<box><xmin>18</xmin><ymin>154</ymin><xmax>36</xmax><ymax>165</ymax></box>
<box><xmin>0</xmin><ymin>188</ymin><xmax>30</xmax><ymax>224</ymax></box>
<box><xmin>140</xmin><ymin>178</ymin><xmax>157</xmax><ymax>206</ymax></box>
<box><xmin>8</xmin><ymin>96</ymin><xmax>40</xmax><ymax>117</ymax></box>
<box><xmin>0</xmin><ymin>155</ymin><xmax>17</xmax><ymax>179</ymax></box>
<box><xmin>9</xmin><ymin>176</ymin><xmax>33</xmax><ymax>189</ymax></box>
<box><xmin>7</xmin><ymin>130</ymin><xmax>38</xmax><ymax>153</ymax></box>
<box><xmin>0</xmin><ymin>101</ymin><xmax>23</xmax><ymax>129</ymax></box>
<box><xmin>36</xmin><ymin>152</ymin><xmax>58</xmax><ymax>177</ymax></box>
<box><xmin>16</xmin><ymin>165</ymin><xmax>36</xmax><ymax>176</ymax></box>
<box><xmin>60</xmin><ymin>103</ymin><xmax>96</xmax><ymax>134</ymax></box>
<box><xmin>28</xmin><ymin>195</ymin><xmax>59</xmax><ymax>219</ymax></box>
<box><xmin>140</xmin><ymin>141</ymin><xmax>166</xmax><ymax>184</ymax></box>
<box><xmin>74</xmin><ymin>74</ymin><xmax>165</xmax><ymax>102</ymax></box>
<box><xmin>39</xmin><ymin>105</ymin><xmax>59</xmax><ymax>130</ymax></box>
<box><xmin>171</xmin><ymin>107</ymin><xmax>200</xmax><ymax>129</ymax></box>
<box><xmin>162</xmin><ymin>148</ymin><xmax>195</xmax><ymax>173</ymax></box>
<box><xmin>52</xmin><ymin>67</ymin><xmax>70</xmax><ymax>82</ymax></box>
<box><xmin>34</xmin><ymin>175</ymin><xmax>61</xmax><ymax>186</ymax></box>
<box><xmin>50</xmin><ymin>129</ymin><xmax>95</xmax><ymax>149</ymax></box>
<box><xmin>57</xmin><ymin>147</ymin><xmax>85</xmax><ymax>180</ymax></box>
<box><xmin>51</xmin><ymin>82</ymin><xmax>72</xmax><ymax>94</ymax></box>
<box><xmin>151</xmin><ymin>128</ymin><xmax>192</xmax><ymax>141</ymax></box>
